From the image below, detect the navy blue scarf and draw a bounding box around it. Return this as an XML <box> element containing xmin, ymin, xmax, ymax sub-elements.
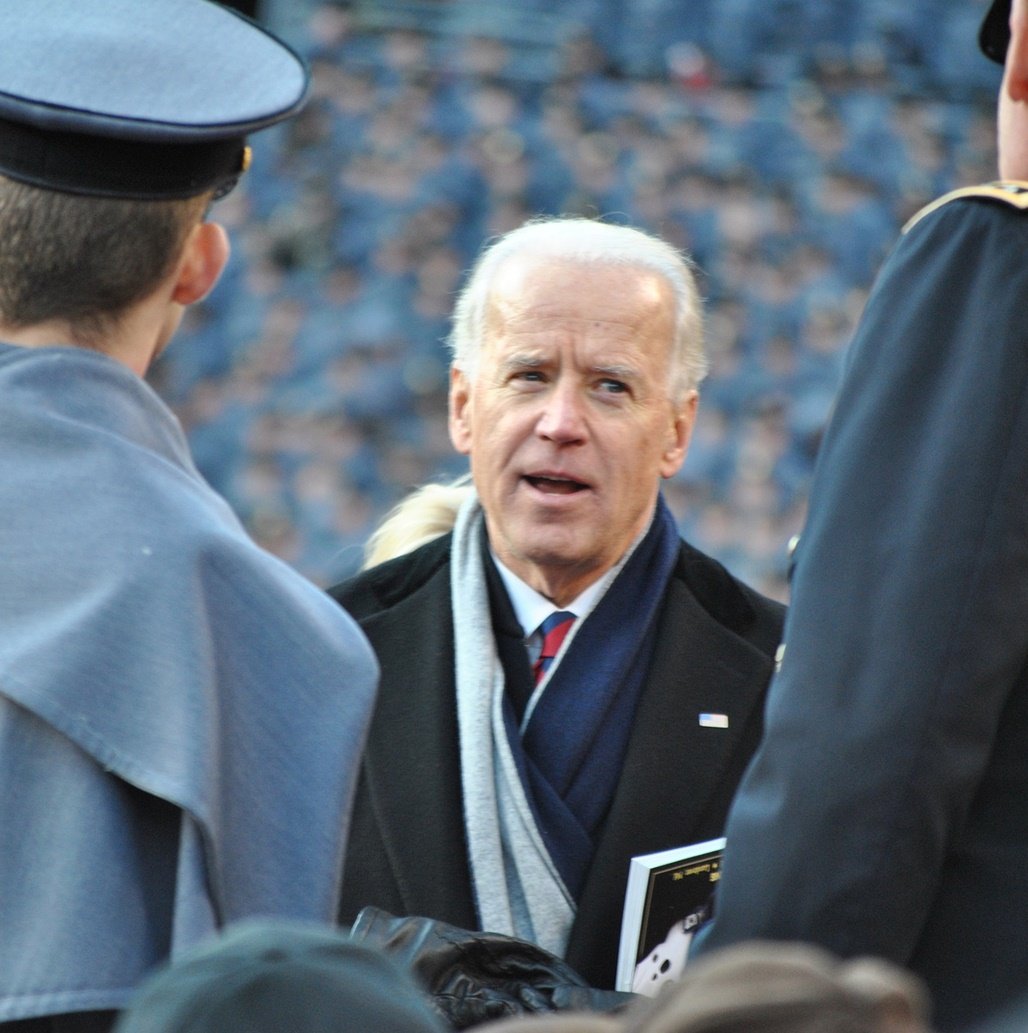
<box><xmin>501</xmin><ymin>496</ymin><xmax>681</xmax><ymax>900</ymax></box>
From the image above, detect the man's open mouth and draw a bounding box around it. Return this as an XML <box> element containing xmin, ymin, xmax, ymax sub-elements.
<box><xmin>524</xmin><ymin>475</ymin><xmax>587</xmax><ymax>495</ymax></box>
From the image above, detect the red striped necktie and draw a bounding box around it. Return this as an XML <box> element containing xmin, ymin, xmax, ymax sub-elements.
<box><xmin>532</xmin><ymin>610</ymin><xmax>576</xmax><ymax>685</ymax></box>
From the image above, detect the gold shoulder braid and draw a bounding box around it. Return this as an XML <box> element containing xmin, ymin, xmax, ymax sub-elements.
<box><xmin>903</xmin><ymin>181</ymin><xmax>1028</xmax><ymax>234</ymax></box>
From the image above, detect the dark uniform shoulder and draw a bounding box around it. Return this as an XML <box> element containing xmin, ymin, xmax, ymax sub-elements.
<box><xmin>328</xmin><ymin>533</ymin><xmax>452</xmax><ymax>620</ymax></box>
<box><xmin>903</xmin><ymin>181</ymin><xmax>1028</xmax><ymax>234</ymax></box>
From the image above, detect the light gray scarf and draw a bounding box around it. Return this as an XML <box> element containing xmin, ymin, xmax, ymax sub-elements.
<box><xmin>450</xmin><ymin>492</ymin><xmax>576</xmax><ymax>956</ymax></box>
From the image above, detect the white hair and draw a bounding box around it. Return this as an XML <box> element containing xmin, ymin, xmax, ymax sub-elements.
<box><xmin>447</xmin><ymin>217</ymin><xmax>707</xmax><ymax>402</ymax></box>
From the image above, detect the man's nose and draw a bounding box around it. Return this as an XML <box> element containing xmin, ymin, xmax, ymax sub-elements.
<box><xmin>536</xmin><ymin>381</ymin><xmax>586</xmax><ymax>443</ymax></box>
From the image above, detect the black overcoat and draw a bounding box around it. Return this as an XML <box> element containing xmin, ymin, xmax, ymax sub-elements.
<box><xmin>330</xmin><ymin>531</ymin><xmax>784</xmax><ymax>988</ymax></box>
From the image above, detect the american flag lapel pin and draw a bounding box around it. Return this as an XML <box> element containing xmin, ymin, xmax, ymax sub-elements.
<box><xmin>699</xmin><ymin>713</ymin><xmax>729</xmax><ymax>729</ymax></box>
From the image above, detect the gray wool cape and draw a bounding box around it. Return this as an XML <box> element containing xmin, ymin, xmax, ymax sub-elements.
<box><xmin>0</xmin><ymin>344</ymin><xmax>378</xmax><ymax>1023</ymax></box>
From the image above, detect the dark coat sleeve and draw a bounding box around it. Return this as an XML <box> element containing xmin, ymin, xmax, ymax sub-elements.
<box><xmin>697</xmin><ymin>191</ymin><xmax>1028</xmax><ymax>970</ymax></box>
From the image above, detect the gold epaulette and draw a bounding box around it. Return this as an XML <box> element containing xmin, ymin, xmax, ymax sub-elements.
<box><xmin>903</xmin><ymin>181</ymin><xmax>1028</xmax><ymax>234</ymax></box>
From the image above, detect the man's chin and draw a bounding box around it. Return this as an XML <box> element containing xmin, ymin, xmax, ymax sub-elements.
<box><xmin>501</xmin><ymin>532</ymin><xmax>608</xmax><ymax>590</ymax></box>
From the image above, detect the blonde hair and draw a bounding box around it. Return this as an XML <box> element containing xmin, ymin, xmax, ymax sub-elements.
<box><xmin>362</xmin><ymin>475</ymin><xmax>473</xmax><ymax>570</ymax></box>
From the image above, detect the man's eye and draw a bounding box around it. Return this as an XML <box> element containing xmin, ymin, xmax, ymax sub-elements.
<box><xmin>513</xmin><ymin>370</ymin><xmax>545</xmax><ymax>383</ymax></box>
<box><xmin>599</xmin><ymin>378</ymin><xmax>628</xmax><ymax>394</ymax></box>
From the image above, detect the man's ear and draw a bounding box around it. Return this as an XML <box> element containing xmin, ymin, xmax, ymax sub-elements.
<box><xmin>1006</xmin><ymin>0</ymin><xmax>1028</xmax><ymax>100</ymax></box>
<box><xmin>448</xmin><ymin>366</ymin><xmax>474</xmax><ymax>455</ymax></box>
<box><xmin>660</xmin><ymin>389</ymin><xmax>699</xmax><ymax>479</ymax></box>
<box><xmin>171</xmin><ymin>221</ymin><xmax>230</xmax><ymax>306</ymax></box>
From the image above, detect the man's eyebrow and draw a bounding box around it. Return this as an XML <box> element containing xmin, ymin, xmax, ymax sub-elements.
<box><xmin>495</xmin><ymin>356</ymin><xmax>641</xmax><ymax>380</ymax></box>
<box><xmin>499</xmin><ymin>353</ymin><xmax>546</xmax><ymax>372</ymax></box>
<box><xmin>592</xmin><ymin>363</ymin><xmax>639</xmax><ymax>380</ymax></box>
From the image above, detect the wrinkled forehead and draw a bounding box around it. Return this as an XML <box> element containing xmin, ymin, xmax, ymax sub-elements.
<box><xmin>473</xmin><ymin>256</ymin><xmax>679</xmax><ymax>391</ymax></box>
<box><xmin>483</xmin><ymin>254</ymin><xmax>676</xmax><ymax>338</ymax></box>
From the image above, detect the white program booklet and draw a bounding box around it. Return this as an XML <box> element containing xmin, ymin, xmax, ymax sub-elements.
<box><xmin>614</xmin><ymin>836</ymin><xmax>725</xmax><ymax>995</ymax></box>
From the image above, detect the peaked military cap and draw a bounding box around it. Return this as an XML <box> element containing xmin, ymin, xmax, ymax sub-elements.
<box><xmin>980</xmin><ymin>0</ymin><xmax>1011</xmax><ymax>64</ymax></box>
<box><xmin>113</xmin><ymin>920</ymin><xmax>448</xmax><ymax>1033</ymax></box>
<box><xmin>0</xmin><ymin>0</ymin><xmax>309</xmax><ymax>199</ymax></box>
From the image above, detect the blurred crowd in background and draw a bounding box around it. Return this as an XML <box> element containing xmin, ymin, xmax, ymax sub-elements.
<box><xmin>151</xmin><ymin>0</ymin><xmax>1001</xmax><ymax>601</ymax></box>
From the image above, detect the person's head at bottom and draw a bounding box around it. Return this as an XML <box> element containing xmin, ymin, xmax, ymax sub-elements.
<box><xmin>113</xmin><ymin>919</ymin><xmax>449</xmax><ymax>1033</ymax></box>
<box><xmin>626</xmin><ymin>942</ymin><xmax>932</xmax><ymax>1033</ymax></box>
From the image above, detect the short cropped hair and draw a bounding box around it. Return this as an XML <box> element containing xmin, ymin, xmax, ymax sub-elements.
<box><xmin>448</xmin><ymin>217</ymin><xmax>707</xmax><ymax>403</ymax></box>
<box><xmin>0</xmin><ymin>175</ymin><xmax>209</xmax><ymax>346</ymax></box>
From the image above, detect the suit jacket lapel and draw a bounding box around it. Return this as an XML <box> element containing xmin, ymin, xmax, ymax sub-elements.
<box><xmin>566</xmin><ymin>564</ymin><xmax>773</xmax><ymax>984</ymax></box>
<box><xmin>359</xmin><ymin>566</ymin><xmax>478</xmax><ymax>928</ymax></box>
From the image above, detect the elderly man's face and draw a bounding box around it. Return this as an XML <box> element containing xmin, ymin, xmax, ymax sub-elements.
<box><xmin>449</xmin><ymin>256</ymin><xmax>697</xmax><ymax>606</ymax></box>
